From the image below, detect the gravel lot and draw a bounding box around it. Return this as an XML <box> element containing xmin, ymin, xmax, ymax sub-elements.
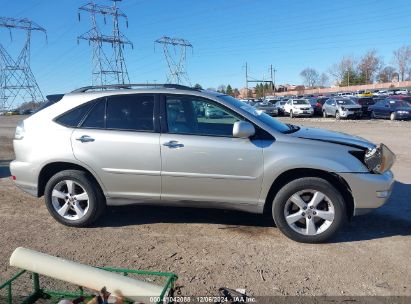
<box><xmin>0</xmin><ymin>115</ymin><xmax>410</xmax><ymax>297</ymax></box>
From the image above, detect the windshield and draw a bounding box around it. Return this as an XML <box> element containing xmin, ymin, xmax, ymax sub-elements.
<box><xmin>336</xmin><ymin>99</ymin><xmax>355</xmax><ymax>105</ymax></box>
<box><xmin>292</xmin><ymin>99</ymin><xmax>309</xmax><ymax>105</ymax></box>
<box><xmin>389</xmin><ymin>100</ymin><xmax>411</xmax><ymax>107</ymax></box>
<box><xmin>255</xmin><ymin>102</ymin><xmax>272</xmax><ymax>107</ymax></box>
<box><xmin>219</xmin><ymin>95</ymin><xmax>291</xmax><ymax>133</ymax></box>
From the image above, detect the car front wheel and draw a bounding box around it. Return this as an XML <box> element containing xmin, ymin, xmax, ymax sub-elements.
<box><xmin>290</xmin><ymin>110</ymin><xmax>294</xmax><ymax>118</ymax></box>
<box><xmin>44</xmin><ymin>170</ymin><xmax>106</xmax><ymax>227</ymax></box>
<box><xmin>322</xmin><ymin>110</ymin><xmax>327</xmax><ymax>118</ymax></box>
<box><xmin>335</xmin><ymin>111</ymin><xmax>341</xmax><ymax>120</ymax></box>
<box><xmin>272</xmin><ymin>177</ymin><xmax>347</xmax><ymax>243</ymax></box>
<box><xmin>390</xmin><ymin>112</ymin><xmax>396</xmax><ymax>121</ymax></box>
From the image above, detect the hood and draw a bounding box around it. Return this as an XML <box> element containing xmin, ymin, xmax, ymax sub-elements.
<box><xmin>338</xmin><ymin>104</ymin><xmax>361</xmax><ymax>109</ymax></box>
<box><xmin>394</xmin><ymin>107</ymin><xmax>411</xmax><ymax>111</ymax></box>
<box><xmin>292</xmin><ymin>104</ymin><xmax>311</xmax><ymax>108</ymax></box>
<box><xmin>291</xmin><ymin>126</ymin><xmax>375</xmax><ymax>150</ymax></box>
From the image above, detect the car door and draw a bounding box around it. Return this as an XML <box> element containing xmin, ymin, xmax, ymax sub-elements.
<box><xmin>71</xmin><ymin>94</ymin><xmax>161</xmax><ymax>203</ymax></box>
<box><xmin>372</xmin><ymin>100</ymin><xmax>383</xmax><ymax>117</ymax></box>
<box><xmin>380</xmin><ymin>100</ymin><xmax>390</xmax><ymax>118</ymax></box>
<box><xmin>324</xmin><ymin>99</ymin><xmax>332</xmax><ymax>115</ymax></box>
<box><xmin>159</xmin><ymin>94</ymin><xmax>264</xmax><ymax>206</ymax></box>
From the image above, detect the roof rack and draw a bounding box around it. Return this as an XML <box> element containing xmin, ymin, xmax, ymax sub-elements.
<box><xmin>71</xmin><ymin>83</ymin><xmax>198</xmax><ymax>93</ymax></box>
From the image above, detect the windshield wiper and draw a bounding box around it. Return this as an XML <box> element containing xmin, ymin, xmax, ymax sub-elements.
<box><xmin>284</xmin><ymin>123</ymin><xmax>300</xmax><ymax>134</ymax></box>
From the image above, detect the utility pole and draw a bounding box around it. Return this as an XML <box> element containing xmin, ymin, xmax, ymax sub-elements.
<box><xmin>154</xmin><ymin>36</ymin><xmax>193</xmax><ymax>85</ymax></box>
<box><xmin>78</xmin><ymin>0</ymin><xmax>133</xmax><ymax>86</ymax></box>
<box><xmin>270</xmin><ymin>65</ymin><xmax>277</xmax><ymax>96</ymax></box>
<box><xmin>0</xmin><ymin>17</ymin><xmax>46</xmax><ymax>110</ymax></box>
<box><xmin>245</xmin><ymin>62</ymin><xmax>248</xmax><ymax>91</ymax></box>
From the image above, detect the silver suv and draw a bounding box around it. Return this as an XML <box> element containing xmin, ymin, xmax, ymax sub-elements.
<box><xmin>10</xmin><ymin>84</ymin><xmax>396</xmax><ymax>243</ymax></box>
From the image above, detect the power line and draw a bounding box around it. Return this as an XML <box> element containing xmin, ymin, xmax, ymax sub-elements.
<box><xmin>0</xmin><ymin>17</ymin><xmax>46</xmax><ymax>110</ymax></box>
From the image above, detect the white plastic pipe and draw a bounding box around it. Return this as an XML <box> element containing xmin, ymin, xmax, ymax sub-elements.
<box><xmin>10</xmin><ymin>247</ymin><xmax>164</xmax><ymax>302</ymax></box>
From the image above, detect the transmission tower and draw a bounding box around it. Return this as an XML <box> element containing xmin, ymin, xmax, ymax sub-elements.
<box><xmin>0</xmin><ymin>17</ymin><xmax>46</xmax><ymax>110</ymax></box>
<box><xmin>78</xmin><ymin>0</ymin><xmax>133</xmax><ymax>86</ymax></box>
<box><xmin>155</xmin><ymin>36</ymin><xmax>193</xmax><ymax>85</ymax></box>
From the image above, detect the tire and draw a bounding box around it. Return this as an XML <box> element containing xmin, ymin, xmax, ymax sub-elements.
<box><xmin>290</xmin><ymin>110</ymin><xmax>293</xmax><ymax>118</ymax></box>
<box><xmin>390</xmin><ymin>112</ymin><xmax>396</xmax><ymax>121</ymax></box>
<box><xmin>335</xmin><ymin>111</ymin><xmax>341</xmax><ymax>120</ymax></box>
<box><xmin>44</xmin><ymin>170</ymin><xmax>106</xmax><ymax>227</ymax></box>
<box><xmin>322</xmin><ymin>110</ymin><xmax>327</xmax><ymax>118</ymax></box>
<box><xmin>371</xmin><ymin>111</ymin><xmax>376</xmax><ymax>119</ymax></box>
<box><xmin>272</xmin><ymin>177</ymin><xmax>347</xmax><ymax>243</ymax></box>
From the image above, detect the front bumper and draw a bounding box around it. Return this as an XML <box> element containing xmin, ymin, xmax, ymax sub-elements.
<box><xmin>395</xmin><ymin>112</ymin><xmax>411</xmax><ymax>120</ymax></box>
<box><xmin>293</xmin><ymin>109</ymin><xmax>313</xmax><ymax>116</ymax></box>
<box><xmin>339</xmin><ymin>170</ymin><xmax>394</xmax><ymax>216</ymax></box>
<box><xmin>340</xmin><ymin>110</ymin><xmax>363</xmax><ymax>118</ymax></box>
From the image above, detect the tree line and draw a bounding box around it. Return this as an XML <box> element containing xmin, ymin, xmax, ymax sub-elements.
<box><xmin>193</xmin><ymin>83</ymin><xmax>273</xmax><ymax>98</ymax></box>
<box><xmin>300</xmin><ymin>45</ymin><xmax>411</xmax><ymax>88</ymax></box>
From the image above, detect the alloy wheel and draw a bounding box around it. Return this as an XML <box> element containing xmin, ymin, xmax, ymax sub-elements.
<box><xmin>51</xmin><ymin>179</ymin><xmax>90</xmax><ymax>221</ymax></box>
<box><xmin>283</xmin><ymin>189</ymin><xmax>335</xmax><ymax>236</ymax></box>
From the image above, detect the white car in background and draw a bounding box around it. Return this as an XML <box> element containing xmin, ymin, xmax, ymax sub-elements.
<box><xmin>395</xmin><ymin>89</ymin><xmax>408</xmax><ymax>95</ymax></box>
<box><xmin>284</xmin><ymin>99</ymin><xmax>314</xmax><ymax>118</ymax></box>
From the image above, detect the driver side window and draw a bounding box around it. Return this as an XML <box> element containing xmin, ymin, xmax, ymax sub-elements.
<box><xmin>165</xmin><ymin>96</ymin><xmax>242</xmax><ymax>137</ymax></box>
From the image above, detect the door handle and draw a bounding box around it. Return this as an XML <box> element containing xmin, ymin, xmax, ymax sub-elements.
<box><xmin>163</xmin><ymin>140</ymin><xmax>184</xmax><ymax>148</ymax></box>
<box><xmin>76</xmin><ymin>135</ymin><xmax>95</xmax><ymax>143</ymax></box>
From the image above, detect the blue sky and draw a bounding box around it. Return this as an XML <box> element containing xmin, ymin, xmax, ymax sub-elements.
<box><xmin>1</xmin><ymin>0</ymin><xmax>411</xmax><ymax>96</ymax></box>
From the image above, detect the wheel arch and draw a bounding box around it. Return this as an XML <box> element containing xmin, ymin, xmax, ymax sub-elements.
<box><xmin>38</xmin><ymin>161</ymin><xmax>105</xmax><ymax>197</ymax></box>
<box><xmin>263</xmin><ymin>168</ymin><xmax>354</xmax><ymax>218</ymax></box>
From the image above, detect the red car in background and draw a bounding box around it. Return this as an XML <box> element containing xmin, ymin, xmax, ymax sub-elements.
<box><xmin>387</xmin><ymin>95</ymin><xmax>411</xmax><ymax>103</ymax></box>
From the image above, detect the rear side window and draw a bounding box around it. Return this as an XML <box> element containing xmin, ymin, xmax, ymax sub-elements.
<box><xmin>106</xmin><ymin>95</ymin><xmax>155</xmax><ymax>131</ymax></box>
<box><xmin>55</xmin><ymin>102</ymin><xmax>94</xmax><ymax>127</ymax></box>
<box><xmin>82</xmin><ymin>100</ymin><xmax>106</xmax><ymax>129</ymax></box>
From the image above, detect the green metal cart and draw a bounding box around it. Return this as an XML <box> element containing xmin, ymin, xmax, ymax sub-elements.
<box><xmin>0</xmin><ymin>267</ymin><xmax>178</xmax><ymax>304</ymax></box>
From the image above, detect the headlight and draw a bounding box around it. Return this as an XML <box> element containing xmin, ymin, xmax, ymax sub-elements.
<box><xmin>397</xmin><ymin>110</ymin><xmax>409</xmax><ymax>114</ymax></box>
<box><xmin>341</xmin><ymin>107</ymin><xmax>346</xmax><ymax>111</ymax></box>
<box><xmin>364</xmin><ymin>144</ymin><xmax>396</xmax><ymax>174</ymax></box>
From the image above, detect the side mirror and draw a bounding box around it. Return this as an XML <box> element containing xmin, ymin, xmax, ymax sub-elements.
<box><xmin>233</xmin><ymin>121</ymin><xmax>255</xmax><ymax>138</ymax></box>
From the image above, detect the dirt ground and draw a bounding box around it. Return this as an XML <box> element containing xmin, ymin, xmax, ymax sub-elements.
<box><xmin>0</xmin><ymin>115</ymin><xmax>410</xmax><ymax>297</ymax></box>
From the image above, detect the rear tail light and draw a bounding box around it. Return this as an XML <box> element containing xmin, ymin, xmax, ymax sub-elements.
<box><xmin>11</xmin><ymin>175</ymin><xmax>16</xmax><ymax>181</ymax></box>
<box><xmin>316</xmin><ymin>102</ymin><xmax>321</xmax><ymax>107</ymax></box>
<box><xmin>14</xmin><ymin>121</ymin><xmax>25</xmax><ymax>140</ymax></box>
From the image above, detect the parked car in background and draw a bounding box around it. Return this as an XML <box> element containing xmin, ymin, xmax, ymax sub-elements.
<box><xmin>369</xmin><ymin>99</ymin><xmax>411</xmax><ymax>120</ymax></box>
<box><xmin>351</xmin><ymin>97</ymin><xmax>375</xmax><ymax>117</ymax></box>
<box><xmin>254</xmin><ymin>101</ymin><xmax>278</xmax><ymax>116</ymax></box>
<box><xmin>387</xmin><ymin>95</ymin><xmax>411</xmax><ymax>103</ymax></box>
<box><xmin>284</xmin><ymin>99</ymin><xmax>313</xmax><ymax>118</ymax></box>
<box><xmin>5</xmin><ymin>110</ymin><xmax>20</xmax><ymax>116</ymax></box>
<box><xmin>322</xmin><ymin>98</ymin><xmax>362</xmax><ymax>119</ymax></box>
<box><xmin>394</xmin><ymin>89</ymin><xmax>408</xmax><ymax>95</ymax></box>
<box><xmin>358</xmin><ymin>90</ymin><xmax>373</xmax><ymax>97</ymax></box>
<box><xmin>309</xmin><ymin>97</ymin><xmax>328</xmax><ymax>116</ymax></box>
<box><xmin>274</xmin><ymin>100</ymin><xmax>287</xmax><ymax>115</ymax></box>
<box><xmin>205</xmin><ymin>103</ymin><xmax>227</xmax><ymax>118</ymax></box>
<box><xmin>374</xmin><ymin>90</ymin><xmax>389</xmax><ymax>96</ymax></box>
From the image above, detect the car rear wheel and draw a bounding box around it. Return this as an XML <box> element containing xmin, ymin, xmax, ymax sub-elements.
<box><xmin>290</xmin><ymin>110</ymin><xmax>293</xmax><ymax>118</ymax></box>
<box><xmin>371</xmin><ymin>111</ymin><xmax>376</xmax><ymax>119</ymax></box>
<box><xmin>272</xmin><ymin>177</ymin><xmax>347</xmax><ymax>243</ymax></box>
<box><xmin>322</xmin><ymin>110</ymin><xmax>327</xmax><ymax>118</ymax></box>
<box><xmin>44</xmin><ymin>170</ymin><xmax>106</xmax><ymax>227</ymax></box>
<box><xmin>390</xmin><ymin>112</ymin><xmax>396</xmax><ymax>121</ymax></box>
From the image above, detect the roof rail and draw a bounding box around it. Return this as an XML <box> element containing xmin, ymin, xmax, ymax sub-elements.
<box><xmin>70</xmin><ymin>83</ymin><xmax>198</xmax><ymax>93</ymax></box>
